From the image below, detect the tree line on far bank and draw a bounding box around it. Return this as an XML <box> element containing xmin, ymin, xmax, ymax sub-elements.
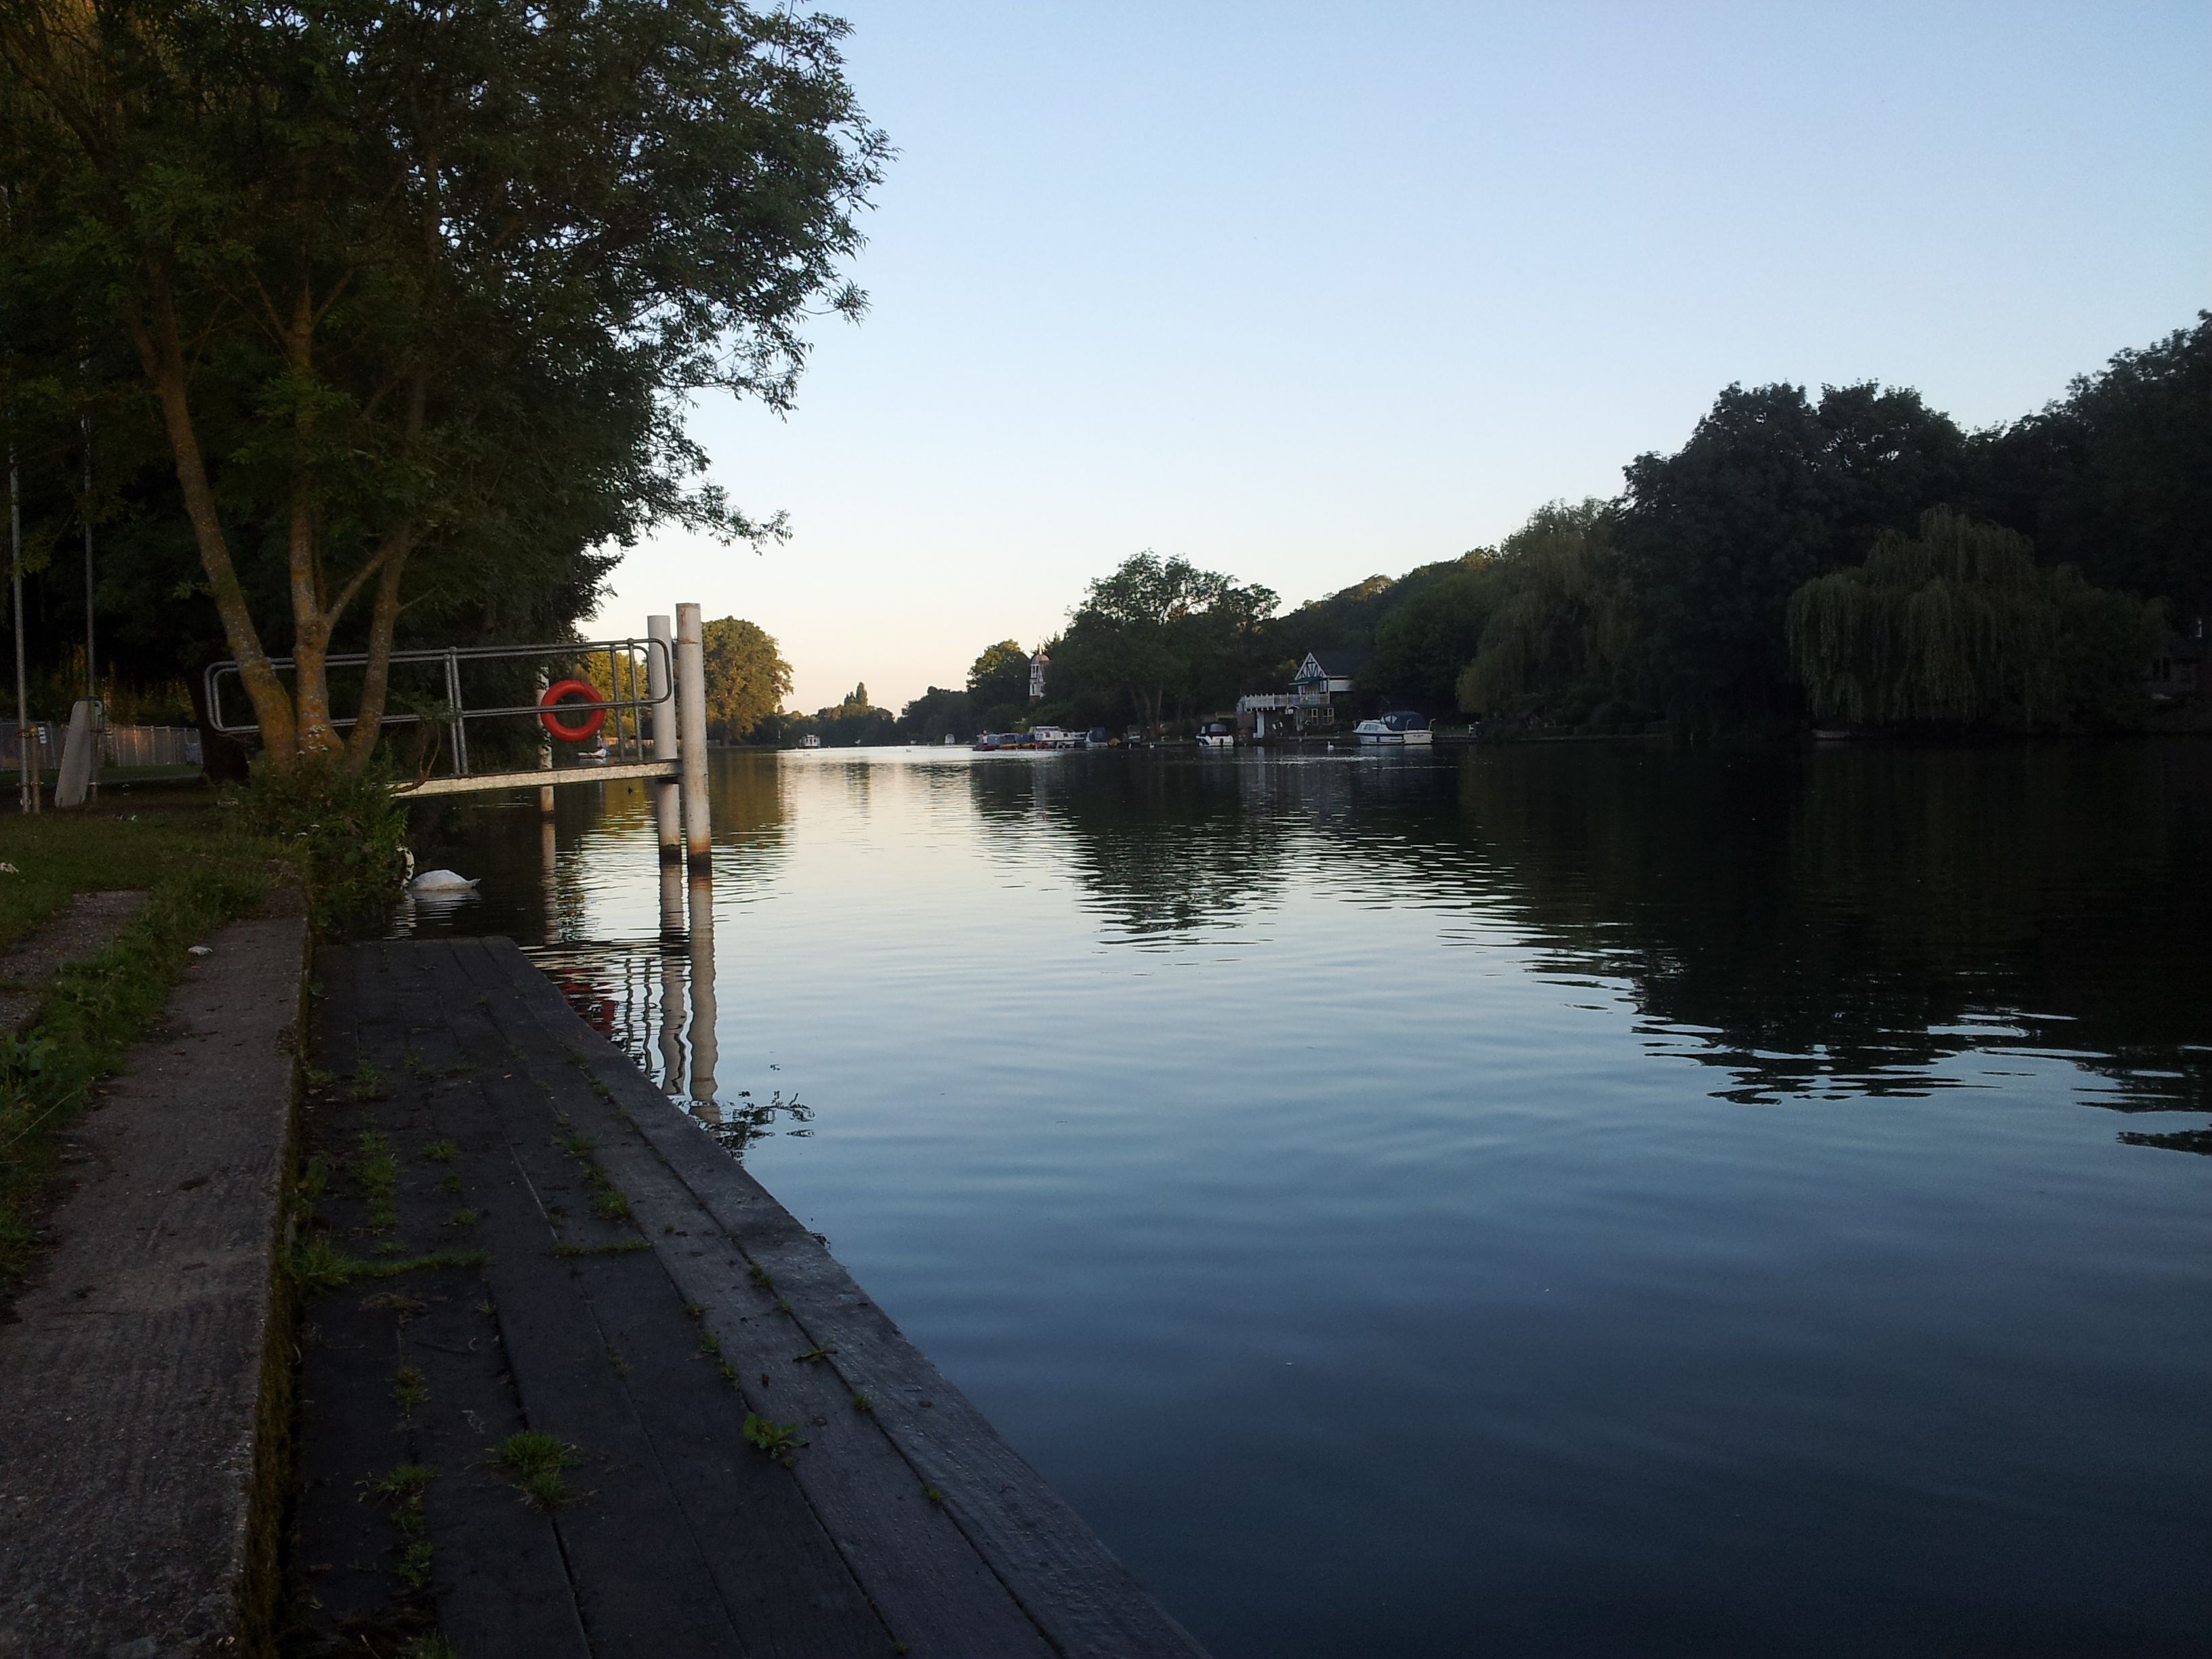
<box><xmin>866</xmin><ymin>314</ymin><xmax>2204</xmax><ymax>744</ymax></box>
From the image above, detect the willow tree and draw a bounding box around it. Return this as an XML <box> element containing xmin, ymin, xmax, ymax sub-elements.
<box><xmin>1786</xmin><ymin>508</ymin><xmax>2158</xmax><ymax>729</ymax></box>
<box><xmin>0</xmin><ymin>0</ymin><xmax>883</xmax><ymax>773</ymax></box>
<box><xmin>1456</xmin><ymin>501</ymin><xmax>1624</xmax><ymax>715</ymax></box>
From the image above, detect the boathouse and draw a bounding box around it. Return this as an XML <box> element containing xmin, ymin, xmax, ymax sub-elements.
<box><xmin>1236</xmin><ymin>649</ymin><xmax>1364</xmax><ymax>735</ymax></box>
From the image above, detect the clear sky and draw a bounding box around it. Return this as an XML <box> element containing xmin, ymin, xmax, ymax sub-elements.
<box><xmin>595</xmin><ymin>1</ymin><xmax>2211</xmax><ymax>714</ymax></box>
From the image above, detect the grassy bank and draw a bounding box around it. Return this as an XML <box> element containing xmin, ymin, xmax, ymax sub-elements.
<box><xmin>0</xmin><ymin>802</ymin><xmax>298</xmax><ymax>1283</ymax></box>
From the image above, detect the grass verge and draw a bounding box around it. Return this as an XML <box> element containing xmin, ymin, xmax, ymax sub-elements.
<box><xmin>0</xmin><ymin>804</ymin><xmax>295</xmax><ymax>1285</ymax></box>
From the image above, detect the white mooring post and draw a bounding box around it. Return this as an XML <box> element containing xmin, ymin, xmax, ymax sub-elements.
<box><xmin>647</xmin><ymin>613</ymin><xmax>682</xmax><ymax>864</ymax></box>
<box><xmin>534</xmin><ymin>666</ymin><xmax>554</xmax><ymax>818</ymax></box>
<box><xmin>675</xmin><ymin>602</ymin><xmax>712</xmax><ymax>869</ymax></box>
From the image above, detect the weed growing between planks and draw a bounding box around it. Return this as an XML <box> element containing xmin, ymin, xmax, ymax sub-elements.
<box><xmin>742</xmin><ymin>1412</ymin><xmax>808</xmax><ymax>1467</ymax></box>
<box><xmin>0</xmin><ymin>808</ymin><xmax>290</xmax><ymax>1286</ymax></box>
<box><xmin>549</xmin><ymin>1113</ymin><xmax>644</xmax><ymax>1246</ymax></box>
<box><xmin>365</xmin><ymin>1464</ymin><xmax>438</xmax><ymax>1589</ymax></box>
<box><xmin>287</xmin><ymin>1236</ymin><xmax>489</xmax><ymax>1295</ymax></box>
<box><xmin>495</xmin><ymin>1431</ymin><xmax>581</xmax><ymax>1509</ymax></box>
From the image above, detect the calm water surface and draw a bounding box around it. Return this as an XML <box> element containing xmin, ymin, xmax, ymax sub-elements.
<box><xmin>401</xmin><ymin>743</ymin><xmax>2211</xmax><ymax>1658</ymax></box>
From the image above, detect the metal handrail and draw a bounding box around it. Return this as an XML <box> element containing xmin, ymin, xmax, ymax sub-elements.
<box><xmin>203</xmin><ymin>636</ymin><xmax>673</xmax><ymax>779</ymax></box>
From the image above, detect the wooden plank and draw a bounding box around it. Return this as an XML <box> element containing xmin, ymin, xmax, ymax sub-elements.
<box><xmin>453</xmin><ymin>940</ymin><xmax>1051</xmax><ymax>1659</ymax></box>
<box><xmin>435</xmin><ymin>939</ymin><xmax>902</xmax><ymax>1658</ymax></box>
<box><xmin>380</xmin><ymin>941</ymin><xmax>750</xmax><ymax>1659</ymax></box>
<box><xmin>406</xmin><ymin>1278</ymin><xmax>593</xmax><ymax>1659</ymax></box>
<box><xmin>468</xmin><ymin>937</ymin><xmax>1210</xmax><ymax>1659</ymax></box>
<box><xmin>302</xmin><ymin>942</ymin><xmax>590</xmax><ymax>1658</ymax></box>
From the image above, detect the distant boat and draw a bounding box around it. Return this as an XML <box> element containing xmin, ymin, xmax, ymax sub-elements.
<box><xmin>943</xmin><ymin>733</ymin><xmax>958</xmax><ymax>745</ymax></box>
<box><xmin>1353</xmin><ymin>711</ymin><xmax>1433</xmax><ymax>745</ymax></box>
<box><xmin>1196</xmin><ymin>719</ymin><xmax>1235</xmax><ymax>750</ymax></box>
<box><xmin>800</xmin><ymin>734</ymin><xmax>821</xmax><ymax>749</ymax></box>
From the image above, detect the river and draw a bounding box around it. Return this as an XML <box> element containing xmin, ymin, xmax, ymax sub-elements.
<box><xmin>396</xmin><ymin>740</ymin><xmax>2210</xmax><ymax>1658</ymax></box>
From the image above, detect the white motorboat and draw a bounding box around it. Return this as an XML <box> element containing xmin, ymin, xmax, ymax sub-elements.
<box><xmin>1353</xmin><ymin>711</ymin><xmax>1434</xmax><ymax>745</ymax></box>
<box><xmin>1195</xmin><ymin>719</ymin><xmax>1235</xmax><ymax>750</ymax></box>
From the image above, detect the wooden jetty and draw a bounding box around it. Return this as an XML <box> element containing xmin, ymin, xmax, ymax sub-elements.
<box><xmin>295</xmin><ymin>937</ymin><xmax>1207</xmax><ymax>1658</ymax></box>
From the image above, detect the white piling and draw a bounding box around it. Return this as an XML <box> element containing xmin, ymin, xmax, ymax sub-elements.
<box><xmin>535</xmin><ymin>666</ymin><xmax>554</xmax><ymax>818</ymax></box>
<box><xmin>648</xmin><ymin>614</ymin><xmax>682</xmax><ymax>864</ymax></box>
<box><xmin>675</xmin><ymin>602</ymin><xmax>712</xmax><ymax>869</ymax></box>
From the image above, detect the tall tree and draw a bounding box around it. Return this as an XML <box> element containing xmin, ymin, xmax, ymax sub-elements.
<box><xmin>0</xmin><ymin>0</ymin><xmax>883</xmax><ymax>772</ymax></box>
<box><xmin>1054</xmin><ymin>552</ymin><xmax>1276</xmax><ymax>736</ymax></box>
<box><xmin>1967</xmin><ymin>313</ymin><xmax>2211</xmax><ymax>621</ymax></box>
<box><xmin>966</xmin><ymin>640</ymin><xmax>1031</xmax><ymax>719</ymax></box>
<box><xmin>1614</xmin><ymin>382</ymin><xmax>1965</xmax><ymax>726</ymax></box>
<box><xmin>700</xmin><ymin>616</ymin><xmax>792</xmax><ymax>742</ymax></box>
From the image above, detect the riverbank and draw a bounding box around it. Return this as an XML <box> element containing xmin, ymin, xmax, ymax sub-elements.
<box><xmin>289</xmin><ymin>936</ymin><xmax>1206</xmax><ymax>1658</ymax></box>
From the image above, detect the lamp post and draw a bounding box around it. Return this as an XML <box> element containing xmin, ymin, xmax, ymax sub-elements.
<box><xmin>9</xmin><ymin>441</ymin><xmax>33</xmax><ymax>814</ymax></box>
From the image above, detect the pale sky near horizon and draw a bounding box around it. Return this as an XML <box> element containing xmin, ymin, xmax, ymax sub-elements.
<box><xmin>594</xmin><ymin>1</ymin><xmax>2211</xmax><ymax>714</ymax></box>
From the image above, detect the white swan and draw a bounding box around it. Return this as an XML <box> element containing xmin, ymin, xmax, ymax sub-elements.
<box><xmin>409</xmin><ymin>869</ymin><xmax>479</xmax><ymax>893</ymax></box>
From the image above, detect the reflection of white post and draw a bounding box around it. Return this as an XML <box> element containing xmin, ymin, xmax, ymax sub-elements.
<box><xmin>647</xmin><ymin>614</ymin><xmax>681</xmax><ymax>864</ymax></box>
<box><xmin>687</xmin><ymin>873</ymin><xmax>718</xmax><ymax>1105</ymax></box>
<box><xmin>658</xmin><ymin>860</ymin><xmax>689</xmax><ymax>1096</ymax></box>
<box><xmin>535</xmin><ymin>666</ymin><xmax>554</xmax><ymax>818</ymax></box>
<box><xmin>676</xmin><ymin>602</ymin><xmax>712</xmax><ymax>869</ymax></box>
<box><xmin>657</xmin><ymin>859</ymin><xmax>685</xmax><ymax>943</ymax></box>
<box><xmin>539</xmin><ymin>815</ymin><xmax>559</xmax><ymax>945</ymax></box>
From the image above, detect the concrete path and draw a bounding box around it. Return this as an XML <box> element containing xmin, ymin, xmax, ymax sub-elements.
<box><xmin>0</xmin><ymin>916</ymin><xmax>308</xmax><ymax>1659</ymax></box>
<box><xmin>0</xmin><ymin>889</ymin><xmax>148</xmax><ymax>1033</ymax></box>
<box><xmin>293</xmin><ymin>937</ymin><xmax>1207</xmax><ymax>1659</ymax></box>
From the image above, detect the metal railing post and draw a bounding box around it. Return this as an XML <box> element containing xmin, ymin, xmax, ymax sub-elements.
<box><xmin>647</xmin><ymin>615</ymin><xmax>680</xmax><ymax>863</ymax></box>
<box><xmin>675</xmin><ymin>602</ymin><xmax>711</xmax><ymax>869</ymax></box>
<box><xmin>605</xmin><ymin>641</ymin><xmax>623</xmax><ymax>759</ymax></box>
<box><xmin>445</xmin><ymin>648</ymin><xmax>468</xmax><ymax>775</ymax></box>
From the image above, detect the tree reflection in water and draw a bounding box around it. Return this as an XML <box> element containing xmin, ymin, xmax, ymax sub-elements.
<box><xmin>404</xmin><ymin>741</ymin><xmax>2212</xmax><ymax>1153</ymax></box>
<box><xmin>972</xmin><ymin>741</ymin><xmax>2210</xmax><ymax>1138</ymax></box>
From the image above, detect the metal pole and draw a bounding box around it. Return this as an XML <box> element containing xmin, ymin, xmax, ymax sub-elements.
<box><xmin>9</xmin><ymin>444</ymin><xmax>33</xmax><ymax>814</ymax></box>
<box><xmin>605</xmin><ymin>641</ymin><xmax>621</xmax><ymax>760</ymax></box>
<box><xmin>675</xmin><ymin>602</ymin><xmax>711</xmax><ymax>869</ymax></box>
<box><xmin>647</xmin><ymin>615</ymin><xmax>680</xmax><ymax>863</ymax></box>
<box><xmin>445</xmin><ymin>648</ymin><xmax>468</xmax><ymax>776</ymax></box>
<box><xmin>535</xmin><ymin>665</ymin><xmax>554</xmax><ymax>818</ymax></box>
<box><xmin>81</xmin><ymin>414</ymin><xmax>99</xmax><ymax>804</ymax></box>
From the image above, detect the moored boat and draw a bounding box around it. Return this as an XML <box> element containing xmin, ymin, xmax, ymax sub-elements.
<box><xmin>1353</xmin><ymin>711</ymin><xmax>1433</xmax><ymax>745</ymax></box>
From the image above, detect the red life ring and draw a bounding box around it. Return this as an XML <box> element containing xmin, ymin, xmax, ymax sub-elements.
<box><xmin>538</xmin><ymin>678</ymin><xmax>609</xmax><ymax>743</ymax></box>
